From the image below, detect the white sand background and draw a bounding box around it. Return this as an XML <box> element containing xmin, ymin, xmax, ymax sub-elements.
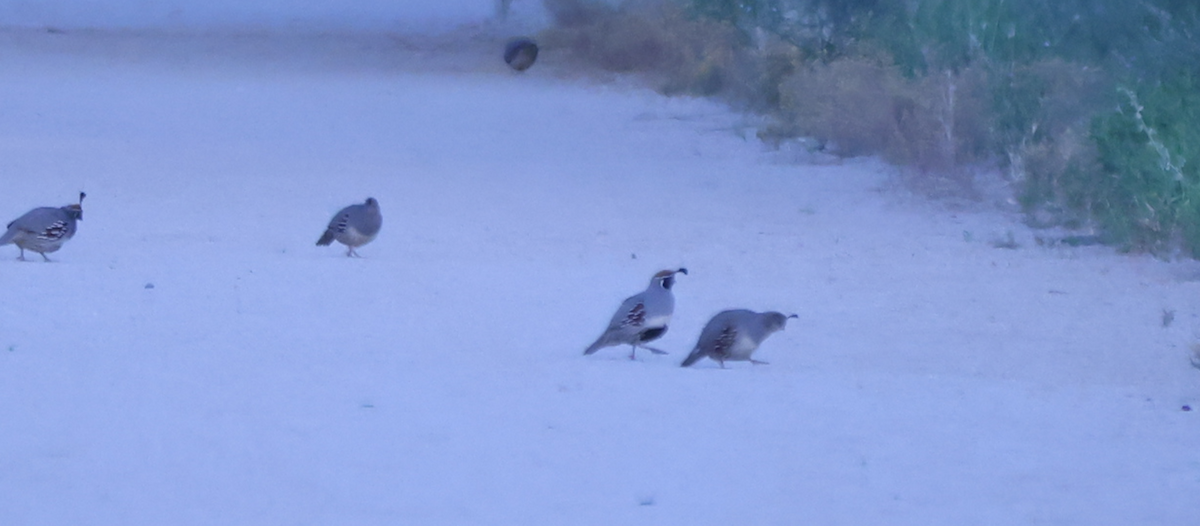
<box><xmin>0</xmin><ymin>23</ymin><xmax>1198</xmax><ymax>525</ymax></box>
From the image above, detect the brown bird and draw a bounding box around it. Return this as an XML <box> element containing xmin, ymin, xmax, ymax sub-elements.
<box><xmin>504</xmin><ymin>37</ymin><xmax>539</xmax><ymax>72</ymax></box>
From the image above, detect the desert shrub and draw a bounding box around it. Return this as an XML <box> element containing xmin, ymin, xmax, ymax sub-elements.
<box><xmin>542</xmin><ymin>0</ymin><xmax>1200</xmax><ymax>257</ymax></box>
<box><xmin>687</xmin><ymin>0</ymin><xmax>854</xmax><ymax>59</ymax></box>
<box><xmin>540</xmin><ymin>0</ymin><xmax>740</xmax><ymax>95</ymax></box>
<box><xmin>1084</xmin><ymin>72</ymin><xmax>1200</xmax><ymax>255</ymax></box>
<box><xmin>543</xmin><ymin>0</ymin><xmax>616</xmax><ymax>27</ymax></box>
<box><xmin>1016</xmin><ymin>129</ymin><xmax>1100</xmax><ymax>229</ymax></box>
<box><xmin>900</xmin><ymin>68</ymin><xmax>990</xmax><ymax>173</ymax></box>
<box><xmin>719</xmin><ymin>33</ymin><xmax>806</xmax><ymax>112</ymax></box>
<box><xmin>777</xmin><ymin>58</ymin><xmax>988</xmax><ymax>177</ymax></box>
<box><xmin>990</xmin><ymin>59</ymin><xmax>1110</xmax><ymax>226</ymax></box>
<box><xmin>778</xmin><ymin>58</ymin><xmax>902</xmax><ymax>157</ymax></box>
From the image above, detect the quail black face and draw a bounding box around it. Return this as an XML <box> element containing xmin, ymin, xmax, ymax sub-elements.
<box><xmin>656</xmin><ymin>268</ymin><xmax>687</xmax><ymax>290</ymax></box>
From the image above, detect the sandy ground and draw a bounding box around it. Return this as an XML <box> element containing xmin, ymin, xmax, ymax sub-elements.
<box><xmin>0</xmin><ymin>27</ymin><xmax>1198</xmax><ymax>525</ymax></box>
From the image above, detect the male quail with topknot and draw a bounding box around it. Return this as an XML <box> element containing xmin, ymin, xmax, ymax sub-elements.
<box><xmin>584</xmin><ymin>268</ymin><xmax>687</xmax><ymax>360</ymax></box>
<box><xmin>0</xmin><ymin>192</ymin><xmax>86</xmax><ymax>262</ymax></box>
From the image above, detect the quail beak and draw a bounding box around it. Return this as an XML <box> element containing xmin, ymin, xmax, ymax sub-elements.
<box><xmin>676</xmin><ymin>267</ymin><xmax>688</xmax><ymax>276</ymax></box>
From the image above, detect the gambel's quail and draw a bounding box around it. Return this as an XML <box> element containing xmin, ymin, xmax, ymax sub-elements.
<box><xmin>317</xmin><ymin>198</ymin><xmax>382</xmax><ymax>257</ymax></box>
<box><xmin>584</xmin><ymin>268</ymin><xmax>687</xmax><ymax>360</ymax></box>
<box><xmin>504</xmin><ymin>38</ymin><xmax>539</xmax><ymax>71</ymax></box>
<box><xmin>681</xmin><ymin>309</ymin><xmax>797</xmax><ymax>368</ymax></box>
<box><xmin>0</xmin><ymin>192</ymin><xmax>86</xmax><ymax>262</ymax></box>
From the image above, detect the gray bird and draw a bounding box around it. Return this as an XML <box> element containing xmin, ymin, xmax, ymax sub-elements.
<box><xmin>0</xmin><ymin>192</ymin><xmax>85</xmax><ymax>262</ymax></box>
<box><xmin>584</xmin><ymin>268</ymin><xmax>687</xmax><ymax>360</ymax></box>
<box><xmin>681</xmin><ymin>309</ymin><xmax>797</xmax><ymax>368</ymax></box>
<box><xmin>504</xmin><ymin>37</ymin><xmax>539</xmax><ymax>72</ymax></box>
<box><xmin>316</xmin><ymin>197</ymin><xmax>382</xmax><ymax>257</ymax></box>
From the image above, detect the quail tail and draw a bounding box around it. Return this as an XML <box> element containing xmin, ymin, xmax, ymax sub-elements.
<box><xmin>583</xmin><ymin>335</ymin><xmax>611</xmax><ymax>355</ymax></box>
<box><xmin>316</xmin><ymin>230</ymin><xmax>335</xmax><ymax>246</ymax></box>
<box><xmin>0</xmin><ymin>229</ymin><xmax>14</xmax><ymax>246</ymax></box>
<box><xmin>680</xmin><ymin>349</ymin><xmax>704</xmax><ymax>367</ymax></box>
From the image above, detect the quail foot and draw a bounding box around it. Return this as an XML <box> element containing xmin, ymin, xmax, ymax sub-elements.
<box><xmin>584</xmin><ymin>268</ymin><xmax>687</xmax><ymax>360</ymax></box>
<box><xmin>317</xmin><ymin>197</ymin><xmax>382</xmax><ymax>257</ymax></box>
<box><xmin>681</xmin><ymin>309</ymin><xmax>797</xmax><ymax>368</ymax></box>
<box><xmin>0</xmin><ymin>192</ymin><xmax>85</xmax><ymax>262</ymax></box>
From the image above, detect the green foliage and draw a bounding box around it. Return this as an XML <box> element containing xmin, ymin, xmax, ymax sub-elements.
<box><xmin>1087</xmin><ymin>72</ymin><xmax>1200</xmax><ymax>255</ymax></box>
<box><xmin>549</xmin><ymin>0</ymin><xmax>1200</xmax><ymax>256</ymax></box>
<box><xmin>686</xmin><ymin>0</ymin><xmax>875</xmax><ymax>59</ymax></box>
